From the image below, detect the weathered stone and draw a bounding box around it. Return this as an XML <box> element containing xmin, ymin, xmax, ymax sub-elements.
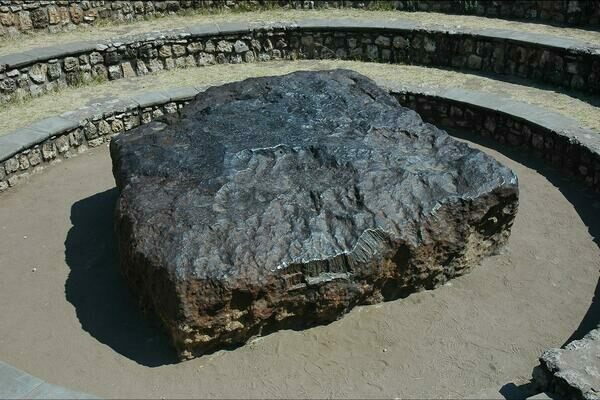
<box><xmin>41</xmin><ymin>141</ymin><xmax>56</xmax><ymax>160</ymax></box>
<box><xmin>183</xmin><ymin>55</ymin><xmax>196</xmax><ymax>68</ymax></box>
<box><xmin>204</xmin><ymin>40</ymin><xmax>215</xmax><ymax>53</ymax></box>
<box><xmin>108</xmin><ymin>65</ymin><xmax>123</xmax><ymax>80</ymax></box>
<box><xmin>7</xmin><ymin>175</ymin><xmax>20</xmax><ymax>187</ymax></box>
<box><xmin>187</xmin><ymin>42</ymin><xmax>203</xmax><ymax>54</ymax></box>
<box><xmin>28</xmin><ymin>148</ymin><xmax>42</xmax><ymax>166</ymax></box>
<box><xmin>98</xmin><ymin>120</ymin><xmax>111</xmax><ymax>135</ymax></box>
<box><xmin>28</xmin><ymin>63</ymin><xmax>47</xmax><ymax>84</ymax></box>
<box><xmin>83</xmin><ymin>121</ymin><xmax>97</xmax><ymax>139</ymax></box>
<box><xmin>0</xmin><ymin>12</ymin><xmax>15</xmax><ymax>26</ymax></box>
<box><xmin>92</xmin><ymin>64</ymin><xmax>108</xmax><ymax>79</ymax></box>
<box><xmin>172</xmin><ymin>44</ymin><xmax>186</xmax><ymax>57</ymax></box>
<box><xmin>67</xmin><ymin>129</ymin><xmax>81</xmax><ymax>146</ymax></box>
<box><xmin>55</xmin><ymin>135</ymin><xmax>70</xmax><ymax>153</ymax></box>
<box><xmin>234</xmin><ymin>40</ymin><xmax>249</xmax><ymax>53</ymax></box>
<box><xmin>175</xmin><ymin>57</ymin><xmax>186</xmax><ymax>68</ymax></box>
<box><xmin>217</xmin><ymin>40</ymin><xmax>233</xmax><ymax>53</ymax></box>
<box><xmin>47</xmin><ymin>62</ymin><xmax>61</xmax><ymax>80</ymax></box>
<box><xmin>164</xmin><ymin>57</ymin><xmax>175</xmax><ymax>70</ymax></box>
<box><xmin>88</xmin><ymin>138</ymin><xmax>104</xmax><ymax>147</ymax></box>
<box><xmin>4</xmin><ymin>156</ymin><xmax>19</xmax><ymax>173</ymax></box>
<box><xmin>424</xmin><ymin>37</ymin><xmax>436</xmax><ymax>52</ymax></box>
<box><xmin>467</xmin><ymin>54</ymin><xmax>483</xmax><ymax>69</ymax></box>
<box><xmin>47</xmin><ymin>5</ymin><xmax>61</xmax><ymax>24</ymax></box>
<box><xmin>69</xmin><ymin>3</ymin><xmax>84</xmax><ymax>24</ymax></box>
<box><xmin>147</xmin><ymin>58</ymin><xmax>164</xmax><ymax>72</ymax></box>
<box><xmin>135</xmin><ymin>60</ymin><xmax>148</xmax><ymax>75</ymax></box>
<box><xmin>18</xmin><ymin>154</ymin><xmax>29</xmax><ymax>170</ymax></box>
<box><xmin>63</xmin><ymin>57</ymin><xmax>79</xmax><ymax>72</ymax></box>
<box><xmin>89</xmin><ymin>52</ymin><xmax>104</xmax><ymax>65</ymax></box>
<box><xmin>30</xmin><ymin>7</ymin><xmax>48</xmax><ymax>28</ymax></box>
<box><xmin>366</xmin><ymin>44</ymin><xmax>378</xmax><ymax>60</ymax></box>
<box><xmin>111</xmin><ymin>70</ymin><xmax>519</xmax><ymax>360</ymax></box>
<box><xmin>121</xmin><ymin>62</ymin><xmax>136</xmax><ymax>78</ymax></box>
<box><xmin>0</xmin><ymin>78</ymin><xmax>16</xmax><ymax>93</ymax></box>
<box><xmin>197</xmin><ymin>52</ymin><xmax>215</xmax><ymax>66</ymax></box>
<box><xmin>533</xmin><ymin>328</ymin><xmax>600</xmax><ymax>400</ymax></box>
<box><xmin>104</xmin><ymin>50</ymin><xmax>122</xmax><ymax>65</ymax></box>
<box><xmin>124</xmin><ymin>114</ymin><xmax>140</xmax><ymax>130</ymax></box>
<box><xmin>302</xmin><ymin>35</ymin><xmax>314</xmax><ymax>47</ymax></box>
<box><xmin>111</xmin><ymin>119</ymin><xmax>124</xmax><ymax>133</ymax></box>
<box><xmin>374</xmin><ymin>35</ymin><xmax>391</xmax><ymax>47</ymax></box>
<box><xmin>17</xmin><ymin>11</ymin><xmax>32</xmax><ymax>30</ymax></box>
<box><xmin>243</xmin><ymin>51</ymin><xmax>255</xmax><ymax>63</ymax></box>
<box><xmin>139</xmin><ymin>44</ymin><xmax>157</xmax><ymax>59</ymax></box>
<box><xmin>158</xmin><ymin>45</ymin><xmax>172</xmax><ymax>58</ymax></box>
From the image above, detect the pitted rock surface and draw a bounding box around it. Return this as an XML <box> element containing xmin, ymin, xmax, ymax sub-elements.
<box><xmin>110</xmin><ymin>69</ymin><xmax>519</xmax><ymax>359</ymax></box>
<box><xmin>534</xmin><ymin>328</ymin><xmax>600</xmax><ymax>400</ymax></box>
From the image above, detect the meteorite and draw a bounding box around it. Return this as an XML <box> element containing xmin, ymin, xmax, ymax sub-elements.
<box><xmin>110</xmin><ymin>69</ymin><xmax>518</xmax><ymax>360</ymax></box>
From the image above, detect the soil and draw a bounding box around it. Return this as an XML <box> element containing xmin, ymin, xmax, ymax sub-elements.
<box><xmin>0</xmin><ymin>133</ymin><xmax>598</xmax><ymax>399</ymax></box>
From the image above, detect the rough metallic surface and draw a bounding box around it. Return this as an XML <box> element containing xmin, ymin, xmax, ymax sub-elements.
<box><xmin>533</xmin><ymin>328</ymin><xmax>600</xmax><ymax>400</ymax></box>
<box><xmin>110</xmin><ymin>70</ymin><xmax>519</xmax><ymax>360</ymax></box>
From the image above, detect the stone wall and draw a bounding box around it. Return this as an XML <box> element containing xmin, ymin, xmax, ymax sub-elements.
<box><xmin>1</xmin><ymin>83</ymin><xmax>599</xmax><ymax>194</ymax></box>
<box><xmin>1</xmin><ymin>21</ymin><xmax>599</xmax><ymax>105</ymax></box>
<box><xmin>0</xmin><ymin>0</ymin><xmax>227</xmax><ymax>36</ymax></box>
<box><xmin>532</xmin><ymin>327</ymin><xmax>600</xmax><ymax>400</ymax></box>
<box><xmin>297</xmin><ymin>0</ymin><xmax>600</xmax><ymax>27</ymax></box>
<box><xmin>392</xmin><ymin>89</ymin><xmax>600</xmax><ymax>190</ymax></box>
<box><xmin>0</xmin><ymin>0</ymin><xmax>599</xmax><ymax>36</ymax></box>
<box><xmin>0</xmin><ymin>94</ymin><xmax>190</xmax><ymax>191</ymax></box>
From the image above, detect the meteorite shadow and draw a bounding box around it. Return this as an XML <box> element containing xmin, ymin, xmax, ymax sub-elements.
<box><xmin>64</xmin><ymin>188</ymin><xmax>178</xmax><ymax>367</ymax></box>
<box><xmin>450</xmin><ymin>128</ymin><xmax>600</xmax><ymax>345</ymax></box>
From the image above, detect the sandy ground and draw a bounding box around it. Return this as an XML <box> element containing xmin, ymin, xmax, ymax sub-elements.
<box><xmin>2</xmin><ymin>9</ymin><xmax>599</xmax><ymax>57</ymax></box>
<box><xmin>2</xmin><ymin>61</ymin><xmax>599</xmax><ymax>136</ymax></box>
<box><xmin>0</xmin><ymin>132</ymin><xmax>599</xmax><ymax>398</ymax></box>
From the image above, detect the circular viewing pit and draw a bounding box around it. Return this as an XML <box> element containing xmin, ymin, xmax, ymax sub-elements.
<box><xmin>0</xmin><ymin>7</ymin><xmax>598</xmax><ymax>400</ymax></box>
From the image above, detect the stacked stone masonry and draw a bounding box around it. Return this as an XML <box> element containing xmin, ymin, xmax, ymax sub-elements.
<box><xmin>0</xmin><ymin>21</ymin><xmax>599</xmax><ymax>106</ymax></box>
<box><xmin>0</xmin><ymin>0</ymin><xmax>599</xmax><ymax>36</ymax></box>
<box><xmin>0</xmin><ymin>0</ymin><xmax>227</xmax><ymax>36</ymax></box>
<box><xmin>0</xmin><ymin>97</ymin><xmax>186</xmax><ymax>192</ymax></box>
<box><xmin>1</xmin><ymin>84</ymin><xmax>599</xmax><ymax>194</ymax></box>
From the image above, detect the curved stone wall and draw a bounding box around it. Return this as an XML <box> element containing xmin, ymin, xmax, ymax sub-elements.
<box><xmin>0</xmin><ymin>0</ymin><xmax>225</xmax><ymax>36</ymax></box>
<box><xmin>1</xmin><ymin>20</ymin><xmax>599</xmax><ymax>105</ymax></box>
<box><xmin>1</xmin><ymin>0</ymin><xmax>599</xmax><ymax>36</ymax></box>
<box><xmin>0</xmin><ymin>80</ymin><xmax>598</xmax><ymax>193</ymax></box>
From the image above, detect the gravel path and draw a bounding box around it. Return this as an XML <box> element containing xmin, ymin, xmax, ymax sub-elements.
<box><xmin>0</xmin><ymin>130</ymin><xmax>597</xmax><ymax>398</ymax></box>
<box><xmin>1</xmin><ymin>60</ymin><xmax>599</xmax><ymax>137</ymax></box>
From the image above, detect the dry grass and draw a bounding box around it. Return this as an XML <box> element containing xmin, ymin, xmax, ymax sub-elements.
<box><xmin>1</xmin><ymin>60</ymin><xmax>598</xmax><ymax>136</ymax></box>
<box><xmin>1</xmin><ymin>8</ymin><xmax>599</xmax><ymax>57</ymax></box>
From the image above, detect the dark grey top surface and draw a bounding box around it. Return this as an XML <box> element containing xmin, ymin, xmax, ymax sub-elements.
<box><xmin>112</xmin><ymin>70</ymin><xmax>517</xmax><ymax>281</ymax></box>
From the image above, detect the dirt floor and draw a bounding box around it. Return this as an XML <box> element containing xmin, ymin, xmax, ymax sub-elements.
<box><xmin>2</xmin><ymin>61</ymin><xmax>599</xmax><ymax>136</ymax></box>
<box><xmin>2</xmin><ymin>8</ymin><xmax>599</xmax><ymax>57</ymax></box>
<box><xmin>0</xmin><ymin>128</ymin><xmax>598</xmax><ymax>398</ymax></box>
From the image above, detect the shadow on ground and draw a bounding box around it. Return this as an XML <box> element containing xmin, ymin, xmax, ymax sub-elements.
<box><xmin>451</xmin><ymin>129</ymin><xmax>600</xmax><ymax>399</ymax></box>
<box><xmin>62</xmin><ymin>128</ymin><xmax>599</xmax><ymax>372</ymax></box>
<box><xmin>64</xmin><ymin>188</ymin><xmax>178</xmax><ymax>367</ymax></box>
<box><xmin>452</xmin><ymin>129</ymin><xmax>600</xmax><ymax>341</ymax></box>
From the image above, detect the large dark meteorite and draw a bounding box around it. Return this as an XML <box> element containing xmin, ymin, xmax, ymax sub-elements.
<box><xmin>111</xmin><ymin>70</ymin><xmax>518</xmax><ymax>360</ymax></box>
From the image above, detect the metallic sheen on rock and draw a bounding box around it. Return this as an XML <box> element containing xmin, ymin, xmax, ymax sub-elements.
<box><xmin>110</xmin><ymin>70</ymin><xmax>519</xmax><ymax>360</ymax></box>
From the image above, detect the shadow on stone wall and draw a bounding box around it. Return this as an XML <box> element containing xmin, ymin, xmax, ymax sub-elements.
<box><xmin>64</xmin><ymin>188</ymin><xmax>178</xmax><ymax>367</ymax></box>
